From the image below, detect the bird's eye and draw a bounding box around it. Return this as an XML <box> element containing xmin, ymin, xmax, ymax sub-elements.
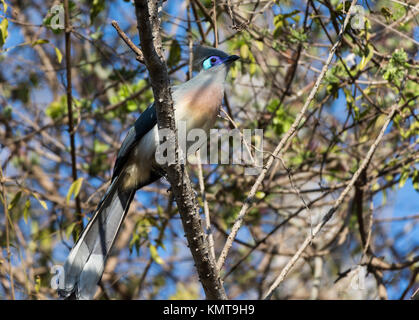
<box><xmin>203</xmin><ymin>56</ymin><xmax>220</xmax><ymax>70</ymax></box>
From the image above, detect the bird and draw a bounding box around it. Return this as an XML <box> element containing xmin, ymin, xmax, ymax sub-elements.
<box><xmin>58</xmin><ymin>45</ymin><xmax>239</xmax><ymax>300</ymax></box>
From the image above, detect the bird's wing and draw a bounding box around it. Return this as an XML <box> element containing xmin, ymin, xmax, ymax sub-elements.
<box><xmin>111</xmin><ymin>85</ymin><xmax>183</xmax><ymax>181</ymax></box>
<box><xmin>111</xmin><ymin>103</ymin><xmax>157</xmax><ymax>180</ymax></box>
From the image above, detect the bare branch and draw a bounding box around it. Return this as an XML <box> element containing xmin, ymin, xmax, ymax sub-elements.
<box><xmin>262</xmin><ymin>101</ymin><xmax>402</xmax><ymax>299</ymax></box>
<box><xmin>111</xmin><ymin>20</ymin><xmax>145</xmax><ymax>63</ymax></box>
<box><xmin>64</xmin><ymin>0</ymin><xmax>82</xmax><ymax>236</ymax></box>
<box><xmin>216</xmin><ymin>0</ymin><xmax>359</xmax><ymax>272</ymax></box>
<box><xmin>133</xmin><ymin>0</ymin><xmax>227</xmax><ymax>300</ymax></box>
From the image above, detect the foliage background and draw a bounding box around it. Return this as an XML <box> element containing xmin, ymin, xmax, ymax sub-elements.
<box><xmin>0</xmin><ymin>0</ymin><xmax>418</xmax><ymax>299</ymax></box>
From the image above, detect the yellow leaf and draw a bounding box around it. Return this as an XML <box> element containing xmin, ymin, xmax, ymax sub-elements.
<box><xmin>359</xmin><ymin>135</ymin><xmax>368</xmax><ymax>143</ymax></box>
<box><xmin>255</xmin><ymin>191</ymin><xmax>265</xmax><ymax>199</ymax></box>
<box><xmin>35</xmin><ymin>276</ymin><xmax>41</xmax><ymax>293</ymax></box>
<box><xmin>249</xmin><ymin>63</ymin><xmax>257</xmax><ymax>75</ymax></box>
<box><xmin>256</xmin><ymin>41</ymin><xmax>263</xmax><ymax>51</ymax></box>
<box><xmin>55</xmin><ymin>46</ymin><xmax>62</xmax><ymax>64</ymax></box>
<box><xmin>230</xmin><ymin>64</ymin><xmax>238</xmax><ymax>79</ymax></box>
<box><xmin>359</xmin><ymin>44</ymin><xmax>374</xmax><ymax>71</ymax></box>
<box><xmin>65</xmin><ymin>222</ymin><xmax>76</xmax><ymax>239</ymax></box>
<box><xmin>240</xmin><ymin>44</ymin><xmax>249</xmax><ymax>59</ymax></box>
<box><xmin>66</xmin><ymin>177</ymin><xmax>84</xmax><ymax>204</ymax></box>
<box><xmin>149</xmin><ymin>244</ymin><xmax>164</xmax><ymax>265</ymax></box>
<box><xmin>0</xmin><ymin>18</ymin><xmax>8</xmax><ymax>47</ymax></box>
<box><xmin>32</xmin><ymin>193</ymin><xmax>48</xmax><ymax>210</ymax></box>
<box><xmin>1</xmin><ymin>0</ymin><xmax>7</xmax><ymax>13</ymax></box>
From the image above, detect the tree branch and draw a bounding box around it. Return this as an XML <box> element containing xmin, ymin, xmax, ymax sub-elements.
<box><xmin>64</xmin><ymin>0</ymin><xmax>82</xmax><ymax>236</ymax></box>
<box><xmin>262</xmin><ymin>100</ymin><xmax>402</xmax><ymax>299</ymax></box>
<box><xmin>133</xmin><ymin>0</ymin><xmax>226</xmax><ymax>300</ymax></box>
<box><xmin>111</xmin><ymin>20</ymin><xmax>145</xmax><ymax>63</ymax></box>
<box><xmin>216</xmin><ymin>0</ymin><xmax>359</xmax><ymax>272</ymax></box>
<box><xmin>0</xmin><ymin>166</ymin><xmax>15</xmax><ymax>300</ymax></box>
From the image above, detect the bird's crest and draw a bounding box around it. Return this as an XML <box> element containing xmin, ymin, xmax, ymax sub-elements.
<box><xmin>192</xmin><ymin>45</ymin><xmax>229</xmax><ymax>71</ymax></box>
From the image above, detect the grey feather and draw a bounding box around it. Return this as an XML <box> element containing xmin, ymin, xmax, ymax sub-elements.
<box><xmin>59</xmin><ymin>104</ymin><xmax>161</xmax><ymax>300</ymax></box>
<box><xmin>59</xmin><ymin>173</ymin><xmax>135</xmax><ymax>299</ymax></box>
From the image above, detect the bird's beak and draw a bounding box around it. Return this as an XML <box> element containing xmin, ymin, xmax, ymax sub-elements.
<box><xmin>223</xmin><ymin>55</ymin><xmax>240</xmax><ymax>65</ymax></box>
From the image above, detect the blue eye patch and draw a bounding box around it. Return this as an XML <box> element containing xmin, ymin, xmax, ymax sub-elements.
<box><xmin>203</xmin><ymin>56</ymin><xmax>222</xmax><ymax>70</ymax></box>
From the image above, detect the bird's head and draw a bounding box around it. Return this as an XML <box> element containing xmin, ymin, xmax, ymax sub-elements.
<box><xmin>193</xmin><ymin>45</ymin><xmax>239</xmax><ymax>76</ymax></box>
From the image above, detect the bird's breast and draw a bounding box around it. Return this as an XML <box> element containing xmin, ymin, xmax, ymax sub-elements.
<box><xmin>122</xmin><ymin>81</ymin><xmax>224</xmax><ymax>191</ymax></box>
<box><xmin>174</xmin><ymin>82</ymin><xmax>224</xmax><ymax>133</ymax></box>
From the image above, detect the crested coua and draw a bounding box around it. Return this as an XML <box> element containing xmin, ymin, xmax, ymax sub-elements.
<box><xmin>58</xmin><ymin>46</ymin><xmax>239</xmax><ymax>299</ymax></box>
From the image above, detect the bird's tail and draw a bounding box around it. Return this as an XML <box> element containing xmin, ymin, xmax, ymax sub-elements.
<box><xmin>58</xmin><ymin>174</ymin><xmax>135</xmax><ymax>300</ymax></box>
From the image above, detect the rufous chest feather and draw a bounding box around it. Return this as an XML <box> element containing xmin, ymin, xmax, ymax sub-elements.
<box><xmin>175</xmin><ymin>82</ymin><xmax>224</xmax><ymax>132</ymax></box>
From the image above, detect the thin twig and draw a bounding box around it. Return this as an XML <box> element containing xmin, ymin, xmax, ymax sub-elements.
<box><xmin>111</xmin><ymin>20</ymin><xmax>145</xmax><ymax>63</ymax></box>
<box><xmin>212</xmin><ymin>0</ymin><xmax>218</xmax><ymax>47</ymax></box>
<box><xmin>262</xmin><ymin>101</ymin><xmax>402</xmax><ymax>299</ymax></box>
<box><xmin>369</xmin><ymin>15</ymin><xmax>419</xmax><ymax>47</ymax></box>
<box><xmin>310</xmin><ymin>256</ymin><xmax>323</xmax><ymax>300</ymax></box>
<box><xmin>216</xmin><ymin>0</ymin><xmax>358</xmax><ymax>272</ymax></box>
<box><xmin>226</xmin><ymin>0</ymin><xmax>236</xmax><ymax>27</ymax></box>
<box><xmin>187</xmin><ymin>2</ymin><xmax>194</xmax><ymax>80</ymax></box>
<box><xmin>64</xmin><ymin>0</ymin><xmax>82</xmax><ymax>236</ymax></box>
<box><xmin>0</xmin><ymin>166</ymin><xmax>15</xmax><ymax>300</ymax></box>
<box><xmin>374</xmin><ymin>213</ymin><xmax>419</xmax><ymax>223</ymax></box>
<box><xmin>196</xmin><ymin>152</ymin><xmax>216</xmax><ymax>261</ymax></box>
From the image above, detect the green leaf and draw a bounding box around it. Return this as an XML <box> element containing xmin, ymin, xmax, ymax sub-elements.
<box><xmin>399</xmin><ymin>167</ymin><xmax>410</xmax><ymax>188</ymax></box>
<box><xmin>167</xmin><ymin>39</ymin><xmax>181</xmax><ymax>67</ymax></box>
<box><xmin>169</xmin><ymin>283</ymin><xmax>199</xmax><ymax>300</ymax></box>
<box><xmin>65</xmin><ymin>222</ymin><xmax>76</xmax><ymax>239</ymax></box>
<box><xmin>149</xmin><ymin>244</ymin><xmax>164</xmax><ymax>265</ymax></box>
<box><xmin>91</xmin><ymin>27</ymin><xmax>103</xmax><ymax>40</ymax></box>
<box><xmin>412</xmin><ymin>170</ymin><xmax>419</xmax><ymax>192</ymax></box>
<box><xmin>66</xmin><ymin>177</ymin><xmax>83</xmax><ymax>204</ymax></box>
<box><xmin>35</xmin><ymin>276</ymin><xmax>41</xmax><ymax>293</ymax></box>
<box><xmin>8</xmin><ymin>191</ymin><xmax>22</xmax><ymax>211</ymax></box>
<box><xmin>93</xmin><ymin>139</ymin><xmax>109</xmax><ymax>153</ymax></box>
<box><xmin>46</xmin><ymin>96</ymin><xmax>67</xmax><ymax>120</ymax></box>
<box><xmin>23</xmin><ymin>199</ymin><xmax>31</xmax><ymax>223</ymax></box>
<box><xmin>0</xmin><ymin>18</ymin><xmax>8</xmax><ymax>47</ymax></box>
<box><xmin>380</xmin><ymin>7</ymin><xmax>393</xmax><ymax>22</ymax></box>
<box><xmin>255</xmin><ymin>191</ymin><xmax>265</xmax><ymax>199</ymax></box>
<box><xmin>382</xmin><ymin>49</ymin><xmax>408</xmax><ymax>86</ymax></box>
<box><xmin>55</xmin><ymin>46</ymin><xmax>62</xmax><ymax>64</ymax></box>
<box><xmin>289</xmin><ymin>28</ymin><xmax>307</xmax><ymax>44</ymax></box>
<box><xmin>230</xmin><ymin>63</ymin><xmax>238</xmax><ymax>79</ymax></box>
<box><xmin>90</xmin><ymin>0</ymin><xmax>105</xmax><ymax>23</ymax></box>
<box><xmin>32</xmin><ymin>39</ymin><xmax>49</xmax><ymax>46</ymax></box>
<box><xmin>359</xmin><ymin>44</ymin><xmax>374</xmax><ymax>71</ymax></box>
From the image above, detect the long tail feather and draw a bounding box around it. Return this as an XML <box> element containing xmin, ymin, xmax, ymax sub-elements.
<box><xmin>58</xmin><ymin>175</ymin><xmax>134</xmax><ymax>300</ymax></box>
